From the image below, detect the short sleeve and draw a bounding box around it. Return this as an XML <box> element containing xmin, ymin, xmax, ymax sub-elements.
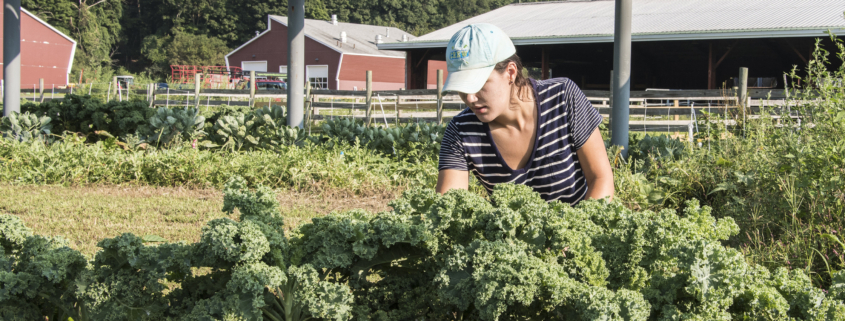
<box><xmin>438</xmin><ymin>121</ymin><xmax>469</xmax><ymax>171</ymax></box>
<box><xmin>566</xmin><ymin>81</ymin><xmax>603</xmax><ymax>150</ymax></box>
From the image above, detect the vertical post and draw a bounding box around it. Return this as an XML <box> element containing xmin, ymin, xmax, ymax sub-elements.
<box><xmin>738</xmin><ymin>67</ymin><xmax>748</xmax><ymax>131</ymax></box>
<box><xmin>3</xmin><ymin>0</ymin><xmax>21</xmax><ymax>116</ymax></box>
<box><xmin>436</xmin><ymin>69</ymin><xmax>444</xmax><ymax>124</ymax></box>
<box><xmin>610</xmin><ymin>0</ymin><xmax>632</xmax><ymax>157</ymax></box>
<box><xmin>287</xmin><ymin>0</ymin><xmax>305</xmax><ymax>128</ymax></box>
<box><xmin>674</xmin><ymin>100</ymin><xmax>679</xmax><ymax>121</ymax></box>
<box><xmin>38</xmin><ymin>79</ymin><xmax>44</xmax><ymax>103</ymax></box>
<box><xmin>365</xmin><ymin>70</ymin><xmax>373</xmax><ymax>126</ymax></box>
<box><xmin>194</xmin><ymin>73</ymin><xmax>202</xmax><ymax>109</ymax></box>
<box><xmin>304</xmin><ymin>80</ymin><xmax>312</xmax><ymax>130</ymax></box>
<box><xmin>112</xmin><ymin>76</ymin><xmax>118</xmax><ymax>98</ymax></box>
<box><xmin>395</xmin><ymin>95</ymin><xmax>400</xmax><ymax>125</ymax></box>
<box><xmin>249</xmin><ymin>70</ymin><xmax>256</xmax><ymax>107</ymax></box>
<box><xmin>149</xmin><ymin>84</ymin><xmax>155</xmax><ymax>108</ymax></box>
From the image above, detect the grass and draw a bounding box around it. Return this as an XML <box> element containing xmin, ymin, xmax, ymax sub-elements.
<box><xmin>0</xmin><ymin>184</ymin><xmax>396</xmax><ymax>257</ymax></box>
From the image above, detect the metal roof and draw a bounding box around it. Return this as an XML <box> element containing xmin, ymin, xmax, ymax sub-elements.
<box><xmin>269</xmin><ymin>15</ymin><xmax>414</xmax><ymax>57</ymax></box>
<box><xmin>379</xmin><ymin>0</ymin><xmax>845</xmax><ymax>50</ymax></box>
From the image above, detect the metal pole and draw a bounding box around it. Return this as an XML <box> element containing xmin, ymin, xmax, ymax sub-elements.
<box><xmin>3</xmin><ymin>0</ymin><xmax>20</xmax><ymax>116</ymax></box>
<box><xmin>610</xmin><ymin>0</ymin><xmax>632</xmax><ymax>157</ymax></box>
<box><xmin>286</xmin><ymin>0</ymin><xmax>305</xmax><ymax>128</ymax></box>
<box><xmin>738</xmin><ymin>67</ymin><xmax>748</xmax><ymax>134</ymax></box>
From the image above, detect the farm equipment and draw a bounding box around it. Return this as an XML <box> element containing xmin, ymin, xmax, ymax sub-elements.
<box><xmin>170</xmin><ymin>65</ymin><xmax>243</xmax><ymax>89</ymax></box>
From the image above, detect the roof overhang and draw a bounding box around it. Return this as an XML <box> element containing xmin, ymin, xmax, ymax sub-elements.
<box><xmin>379</xmin><ymin>28</ymin><xmax>845</xmax><ymax>50</ymax></box>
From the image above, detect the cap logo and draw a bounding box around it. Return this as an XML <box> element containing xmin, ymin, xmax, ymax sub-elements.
<box><xmin>450</xmin><ymin>43</ymin><xmax>469</xmax><ymax>61</ymax></box>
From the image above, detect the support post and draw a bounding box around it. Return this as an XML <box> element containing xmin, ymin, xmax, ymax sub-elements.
<box><xmin>3</xmin><ymin>0</ymin><xmax>21</xmax><ymax>116</ymax></box>
<box><xmin>38</xmin><ymin>78</ymin><xmax>44</xmax><ymax>103</ymax></box>
<box><xmin>395</xmin><ymin>95</ymin><xmax>400</xmax><ymax>125</ymax></box>
<box><xmin>286</xmin><ymin>0</ymin><xmax>305</xmax><ymax>128</ymax></box>
<box><xmin>194</xmin><ymin>73</ymin><xmax>202</xmax><ymax>109</ymax></box>
<box><xmin>365</xmin><ymin>71</ymin><xmax>373</xmax><ymax>126</ymax></box>
<box><xmin>610</xmin><ymin>0</ymin><xmax>632</xmax><ymax>157</ymax></box>
<box><xmin>738</xmin><ymin>67</ymin><xmax>748</xmax><ymax>131</ymax></box>
<box><xmin>249</xmin><ymin>70</ymin><xmax>256</xmax><ymax>107</ymax></box>
<box><xmin>436</xmin><ymin>69</ymin><xmax>444</xmax><ymax>124</ymax></box>
<box><xmin>113</xmin><ymin>76</ymin><xmax>118</xmax><ymax>98</ymax></box>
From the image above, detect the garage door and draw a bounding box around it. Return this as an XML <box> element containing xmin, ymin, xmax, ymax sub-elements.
<box><xmin>241</xmin><ymin>61</ymin><xmax>267</xmax><ymax>72</ymax></box>
<box><xmin>307</xmin><ymin>65</ymin><xmax>329</xmax><ymax>89</ymax></box>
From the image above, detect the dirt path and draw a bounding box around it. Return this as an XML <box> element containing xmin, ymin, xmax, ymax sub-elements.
<box><xmin>0</xmin><ymin>184</ymin><xmax>398</xmax><ymax>256</ymax></box>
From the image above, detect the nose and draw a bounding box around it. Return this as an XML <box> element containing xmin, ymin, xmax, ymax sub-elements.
<box><xmin>464</xmin><ymin>93</ymin><xmax>479</xmax><ymax>104</ymax></box>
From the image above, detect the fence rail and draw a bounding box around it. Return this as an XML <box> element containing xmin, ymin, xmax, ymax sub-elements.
<box><xmin>15</xmin><ymin>85</ymin><xmax>805</xmax><ymax>133</ymax></box>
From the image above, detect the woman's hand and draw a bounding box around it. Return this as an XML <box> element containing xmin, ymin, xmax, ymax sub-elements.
<box><xmin>576</xmin><ymin>128</ymin><xmax>614</xmax><ymax>202</ymax></box>
<box><xmin>435</xmin><ymin>169</ymin><xmax>469</xmax><ymax>194</ymax></box>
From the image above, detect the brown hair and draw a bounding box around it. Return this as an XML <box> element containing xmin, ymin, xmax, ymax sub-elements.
<box><xmin>494</xmin><ymin>54</ymin><xmax>532</xmax><ymax>101</ymax></box>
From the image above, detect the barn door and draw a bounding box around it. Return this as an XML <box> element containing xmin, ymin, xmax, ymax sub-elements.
<box><xmin>306</xmin><ymin>65</ymin><xmax>329</xmax><ymax>89</ymax></box>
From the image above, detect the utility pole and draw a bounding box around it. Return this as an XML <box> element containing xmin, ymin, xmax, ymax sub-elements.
<box><xmin>3</xmin><ymin>0</ymin><xmax>21</xmax><ymax>116</ymax></box>
<box><xmin>610</xmin><ymin>0</ymin><xmax>632</xmax><ymax>157</ymax></box>
<box><xmin>286</xmin><ymin>0</ymin><xmax>305</xmax><ymax>128</ymax></box>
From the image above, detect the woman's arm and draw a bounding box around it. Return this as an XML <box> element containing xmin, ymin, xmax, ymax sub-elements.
<box><xmin>435</xmin><ymin>169</ymin><xmax>469</xmax><ymax>194</ymax></box>
<box><xmin>576</xmin><ymin>128</ymin><xmax>614</xmax><ymax>201</ymax></box>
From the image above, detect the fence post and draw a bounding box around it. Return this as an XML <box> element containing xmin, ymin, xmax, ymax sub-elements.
<box><xmin>365</xmin><ymin>70</ymin><xmax>373</xmax><ymax>126</ymax></box>
<box><xmin>194</xmin><ymin>73</ymin><xmax>202</xmax><ymax>109</ymax></box>
<box><xmin>38</xmin><ymin>78</ymin><xmax>44</xmax><ymax>103</ymax></box>
<box><xmin>249</xmin><ymin>70</ymin><xmax>256</xmax><ymax>107</ymax></box>
<box><xmin>395</xmin><ymin>95</ymin><xmax>399</xmax><ymax>125</ymax></box>
<box><xmin>148</xmin><ymin>84</ymin><xmax>155</xmax><ymax>108</ymax></box>
<box><xmin>304</xmin><ymin>80</ymin><xmax>312</xmax><ymax>131</ymax></box>
<box><xmin>436</xmin><ymin>69</ymin><xmax>444</xmax><ymax>124</ymax></box>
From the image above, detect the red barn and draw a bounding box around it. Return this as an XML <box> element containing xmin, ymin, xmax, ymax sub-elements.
<box><xmin>0</xmin><ymin>8</ymin><xmax>77</xmax><ymax>88</ymax></box>
<box><xmin>226</xmin><ymin>15</ymin><xmax>444</xmax><ymax>90</ymax></box>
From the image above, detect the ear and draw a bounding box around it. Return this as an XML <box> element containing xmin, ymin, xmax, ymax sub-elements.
<box><xmin>506</xmin><ymin>61</ymin><xmax>519</xmax><ymax>81</ymax></box>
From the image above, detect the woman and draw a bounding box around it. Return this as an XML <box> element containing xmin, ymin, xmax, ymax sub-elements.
<box><xmin>436</xmin><ymin>23</ymin><xmax>614</xmax><ymax>205</ymax></box>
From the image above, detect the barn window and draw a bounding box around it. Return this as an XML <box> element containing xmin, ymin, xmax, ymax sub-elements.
<box><xmin>306</xmin><ymin>65</ymin><xmax>329</xmax><ymax>89</ymax></box>
<box><xmin>241</xmin><ymin>61</ymin><xmax>267</xmax><ymax>73</ymax></box>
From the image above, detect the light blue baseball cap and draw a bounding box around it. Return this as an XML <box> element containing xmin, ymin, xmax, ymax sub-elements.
<box><xmin>443</xmin><ymin>23</ymin><xmax>516</xmax><ymax>94</ymax></box>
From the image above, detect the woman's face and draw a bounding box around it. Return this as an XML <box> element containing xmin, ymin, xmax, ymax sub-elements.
<box><xmin>459</xmin><ymin>63</ymin><xmax>516</xmax><ymax>123</ymax></box>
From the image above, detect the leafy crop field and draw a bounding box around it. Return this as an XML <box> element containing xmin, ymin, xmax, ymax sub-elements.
<box><xmin>1</xmin><ymin>37</ymin><xmax>845</xmax><ymax>320</ymax></box>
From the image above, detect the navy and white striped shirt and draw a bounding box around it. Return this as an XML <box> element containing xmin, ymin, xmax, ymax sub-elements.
<box><xmin>438</xmin><ymin>77</ymin><xmax>603</xmax><ymax>205</ymax></box>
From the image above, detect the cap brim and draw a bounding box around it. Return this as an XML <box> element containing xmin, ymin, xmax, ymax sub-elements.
<box><xmin>442</xmin><ymin>65</ymin><xmax>495</xmax><ymax>94</ymax></box>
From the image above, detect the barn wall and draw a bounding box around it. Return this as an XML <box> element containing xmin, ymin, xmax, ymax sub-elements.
<box><xmin>426</xmin><ymin>60</ymin><xmax>448</xmax><ymax>89</ymax></box>
<box><xmin>0</xmin><ymin>11</ymin><xmax>75</xmax><ymax>87</ymax></box>
<box><xmin>337</xmin><ymin>54</ymin><xmax>405</xmax><ymax>90</ymax></box>
<box><xmin>227</xmin><ymin>20</ymin><xmax>342</xmax><ymax>89</ymax></box>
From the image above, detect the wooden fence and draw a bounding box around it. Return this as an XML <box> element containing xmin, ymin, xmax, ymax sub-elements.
<box><xmin>15</xmin><ymin>84</ymin><xmax>801</xmax><ymax>133</ymax></box>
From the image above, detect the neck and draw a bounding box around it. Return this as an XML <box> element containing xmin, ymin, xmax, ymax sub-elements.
<box><xmin>491</xmin><ymin>85</ymin><xmax>535</xmax><ymax>130</ymax></box>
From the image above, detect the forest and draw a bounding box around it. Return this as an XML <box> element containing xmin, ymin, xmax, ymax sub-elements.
<box><xmin>22</xmin><ymin>0</ymin><xmax>536</xmax><ymax>83</ymax></box>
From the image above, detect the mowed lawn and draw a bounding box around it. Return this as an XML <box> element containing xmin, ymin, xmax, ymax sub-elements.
<box><xmin>0</xmin><ymin>184</ymin><xmax>395</xmax><ymax>256</ymax></box>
